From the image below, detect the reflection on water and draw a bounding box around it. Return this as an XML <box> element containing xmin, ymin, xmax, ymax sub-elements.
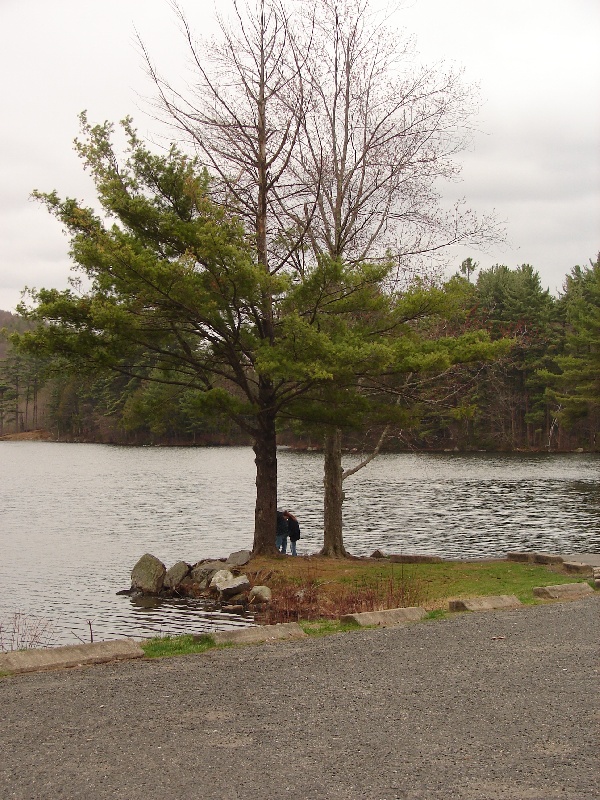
<box><xmin>0</xmin><ymin>443</ymin><xmax>598</xmax><ymax>645</ymax></box>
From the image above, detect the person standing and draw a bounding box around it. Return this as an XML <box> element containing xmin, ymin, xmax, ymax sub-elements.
<box><xmin>276</xmin><ymin>510</ymin><xmax>289</xmax><ymax>554</ymax></box>
<box><xmin>284</xmin><ymin>510</ymin><xmax>301</xmax><ymax>556</ymax></box>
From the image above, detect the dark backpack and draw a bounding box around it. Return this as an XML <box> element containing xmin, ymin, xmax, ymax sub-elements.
<box><xmin>288</xmin><ymin>518</ymin><xmax>301</xmax><ymax>541</ymax></box>
<box><xmin>276</xmin><ymin>511</ymin><xmax>288</xmax><ymax>536</ymax></box>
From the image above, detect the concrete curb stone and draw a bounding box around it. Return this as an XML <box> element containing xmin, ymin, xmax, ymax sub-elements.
<box><xmin>0</xmin><ymin>639</ymin><xmax>144</xmax><ymax>676</ymax></box>
<box><xmin>533</xmin><ymin>582</ymin><xmax>595</xmax><ymax>600</ymax></box>
<box><xmin>507</xmin><ymin>551</ymin><xmax>565</xmax><ymax>565</ymax></box>
<box><xmin>388</xmin><ymin>554</ymin><xmax>444</xmax><ymax>563</ymax></box>
<box><xmin>210</xmin><ymin>621</ymin><xmax>307</xmax><ymax>646</ymax></box>
<box><xmin>448</xmin><ymin>594</ymin><xmax>522</xmax><ymax>612</ymax></box>
<box><xmin>562</xmin><ymin>561</ymin><xmax>593</xmax><ymax>575</ymax></box>
<box><xmin>340</xmin><ymin>607</ymin><xmax>427</xmax><ymax>627</ymax></box>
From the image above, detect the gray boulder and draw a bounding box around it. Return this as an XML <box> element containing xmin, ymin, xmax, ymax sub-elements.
<box><xmin>191</xmin><ymin>562</ymin><xmax>229</xmax><ymax>585</ymax></box>
<box><xmin>226</xmin><ymin>549</ymin><xmax>252</xmax><ymax>567</ymax></box>
<box><xmin>210</xmin><ymin>569</ymin><xmax>235</xmax><ymax>591</ymax></box>
<box><xmin>131</xmin><ymin>554</ymin><xmax>166</xmax><ymax>595</ymax></box>
<box><xmin>249</xmin><ymin>585</ymin><xmax>272</xmax><ymax>604</ymax></box>
<box><xmin>164</xmin><ymin>561</ymin><xmax>190</xmax><ymax>590</ymax></box>
<box><xmin>212</xmin><ymin>573</ymin><xmax>251</xmax><ymax>598</ymax></box>
<box><xmin>178</xmin><ymin>577</ymin><xmax>201</xmax><ymax>597</ymax></box>
<box><xmin>194</xmin><ymin>558</ymin><xmax>227</xmax><ymax>566</ymax></box>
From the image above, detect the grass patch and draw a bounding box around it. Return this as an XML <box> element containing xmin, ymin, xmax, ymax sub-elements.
<box><xmin>424</xmin><ymin>609</ymin><xmax>448</xmax><ymax>621</ymax></box>
<box><xmin>418</xmin><ymin>561</ymin><xmax>587</xmax><ymax>607</ymax></box>
<box><xmin>141</xmin><ymin>633</ymin><xmax>215</xmax><ymax>659</ymax></box>
<box><xmin>247</xmin><ymin>555</ymin><xmax>591</xmax><ymax>617</ymax></box>
<box><xmin>299</xmin><ymin>618</ymin><xmax>362</xmax><ymax>637</ymax></box>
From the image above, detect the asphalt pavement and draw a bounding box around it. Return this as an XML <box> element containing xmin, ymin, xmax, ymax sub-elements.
<box><xmin>1</xmin><ymin>594</ymin><xmax>598</xmax><ymax>800</ymax></box>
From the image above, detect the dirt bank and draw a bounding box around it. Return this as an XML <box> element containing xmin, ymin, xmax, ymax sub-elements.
<box><xmin>0</xmin><ymin>429</ymin><xmax>53</xmax><ymax>441</ymax></box>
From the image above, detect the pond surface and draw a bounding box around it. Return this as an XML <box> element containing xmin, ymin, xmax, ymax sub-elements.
<box><xmin>1</xmin><ymin>442</ymin><xmax>598</xmax><ymax>645</ymax></box>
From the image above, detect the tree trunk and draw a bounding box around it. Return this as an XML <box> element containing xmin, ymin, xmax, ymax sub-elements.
<box><xmin>252</xmin><ymin>394</ymin><xmax>279</xmax><ymax>556</ymax></box>
<box><xmin>321</xmin><ymin>427</ymin><xmax>348</xmax><ymax>557</ymax></box>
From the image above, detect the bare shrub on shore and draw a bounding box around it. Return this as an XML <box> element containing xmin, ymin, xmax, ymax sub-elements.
<box><xmin>257</xmin><ymin>563</ymin><xmax>428</xmax><ymax>625</ymax></box>
<box><xmin>0</xmin><ymin>612</ymin><xmax>56</xmax><ymax>651</ymax></box>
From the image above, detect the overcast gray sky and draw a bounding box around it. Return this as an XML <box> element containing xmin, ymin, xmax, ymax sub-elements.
<box><xmin>1</xmin><ymin>0</ymin><xmax>598</xmax><ymax>312</ymax></box>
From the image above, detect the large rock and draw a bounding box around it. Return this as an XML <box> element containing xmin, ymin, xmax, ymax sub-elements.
<box><xmin>131</xmin><ymin>554</ymin><xmax>166</xmax><ymax>595</ymax></box>
<box><xmin>193</xmin><ymin>559</ymin><xmax>227</xmax><ymax>569</ymax></box>
<box><xmin>227</xmin><ymin>549</ymin><xmax>252</xmax><ymax>567</ymax></box>
<box><xmin>177</xmin><ymin>577</ymin><xmax>203</xmax><ymax>597</ymax></box>
<box><xmin>191</xmin><ymin>562</ymin><xmax>229</xmax><ymax>588</ymax></box>
<box><xmin>212</xmin><ymin>573</ymin><xmax>251</xmax><ymax>598</ymax></box>
<box><xmin>164</xmin><ymin>561</ymin><xmax>191</xmax><ymax>590</ymax></box>
<box><xmin>249</xmin><ymin>585</ymin><xmax>272</xmax><ymax>604</ymax></box>
<box><xmin>209</xmin><ymin>569</ymin><xmax>235</xmax><ymax>588</ymax></box>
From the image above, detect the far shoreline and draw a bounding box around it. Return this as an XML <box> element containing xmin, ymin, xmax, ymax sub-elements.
<box><xmin>0</xmin><ymin>429</ymin><xmax>597</xmax><ymax>454</ymax></box>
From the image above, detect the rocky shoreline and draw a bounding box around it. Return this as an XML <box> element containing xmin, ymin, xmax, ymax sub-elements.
<box><xmin>121</xmin><ymin>549</ymin><xmax>272</xmax><ymax>616</ymax></box>
<box><xmin>120</xmin><ymin>549</ymin><xmax>450</xmax><ymax>619</ymax></box>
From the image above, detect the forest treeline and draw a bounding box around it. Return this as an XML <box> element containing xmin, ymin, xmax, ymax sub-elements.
<box><xmin>2</xmin><ymin>257</ymin><xmax>598</xmax><ymax>451</ymax></box>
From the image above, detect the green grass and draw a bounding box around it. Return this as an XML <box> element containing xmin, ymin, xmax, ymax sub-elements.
<box><xmin>416</xmin><ymin>561</ymin><xmax>588</xmax><ymax>605</ymax></box>
<box><xmin>299</xmin><ymin>618</ymin><xmax>362</xmax><ymax>636</ymax></box>
<box><xmin>141</xmin><ymin>633</ymin><xmax>215</xmax><ymax>659</ymax></box>
<box><xmin>333</xmin><ymin>560</ymin><xmax>591</xmax><ymax>608</ymax></box>
<box><xmin>424</xmin><ymin>609</ymin><xmax>448</xmax><ymax>621</ymax></box>
<box><xmin>251</xmin><ymin>554</ymin><xmax>593</xmax><ymax>600</ymax></box>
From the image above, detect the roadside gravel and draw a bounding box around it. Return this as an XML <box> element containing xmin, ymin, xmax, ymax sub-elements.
<box><xmin>1</xmin><ymin>596</ymin><xmax>598</xmax><ymax>800</ymax></box>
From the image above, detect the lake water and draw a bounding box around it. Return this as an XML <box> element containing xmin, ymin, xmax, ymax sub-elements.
<box><xmin>1</xmin><ymin>442</ymin><xmax>598</xmax><ymax>646</ymax></box>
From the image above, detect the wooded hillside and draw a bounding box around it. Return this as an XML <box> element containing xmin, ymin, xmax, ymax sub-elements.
<box><xmin>3</xmin><ymin>256</ymin><xmax>598</xmax><ymax>450</ymax></box>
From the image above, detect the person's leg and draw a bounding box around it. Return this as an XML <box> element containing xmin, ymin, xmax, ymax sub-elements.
<box><xmin>281</xmin><ymin>536</ymin><xmax>288</xmax><ymax>554</ymax></box>
<box><xmin>275</xmin><ymin>534</ymin><xmax>283</xmax><ymax>552</ymax></box>
<box><xmin>290</xmin><ymin>540</ymin><xmax>297</xmax><ymax>556</ymax></box>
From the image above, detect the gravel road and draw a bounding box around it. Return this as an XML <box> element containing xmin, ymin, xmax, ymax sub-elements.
<box><xmin>1</xmin><ymin>596</ymin><xmax>598</xmax><ymax>800</ymax></box>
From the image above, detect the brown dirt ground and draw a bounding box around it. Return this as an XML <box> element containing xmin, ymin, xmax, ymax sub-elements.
<box><xmin>0</xmin><ymin>429</ymin><xmax>53</xmax><ymax>441</ymax></box>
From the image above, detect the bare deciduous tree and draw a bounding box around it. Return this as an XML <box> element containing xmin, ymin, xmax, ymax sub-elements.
<box><xmin>141</xmin><ymin>0</ymin><xmax>313</xmax><ymax>552</ymax></box>
<box><xmin>293</xmin><ymin>0</ymin><xmax>500</xmax><ymax>269</ymax></box>
<box><xmin>288</xmin><ymin>0</ymin><xmax>503</xmax><ymax>555</ymax></box>
<box><xmin>142</xmin><ymin>0</ymin><xmax>504</xmax><ymax>556</ymax></box>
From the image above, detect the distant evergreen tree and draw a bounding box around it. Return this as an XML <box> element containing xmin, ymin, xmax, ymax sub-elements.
<box><xmin>544</xmin><ymin>255</ymin><xmax>600</xmax><ymax>448</ymax></box>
